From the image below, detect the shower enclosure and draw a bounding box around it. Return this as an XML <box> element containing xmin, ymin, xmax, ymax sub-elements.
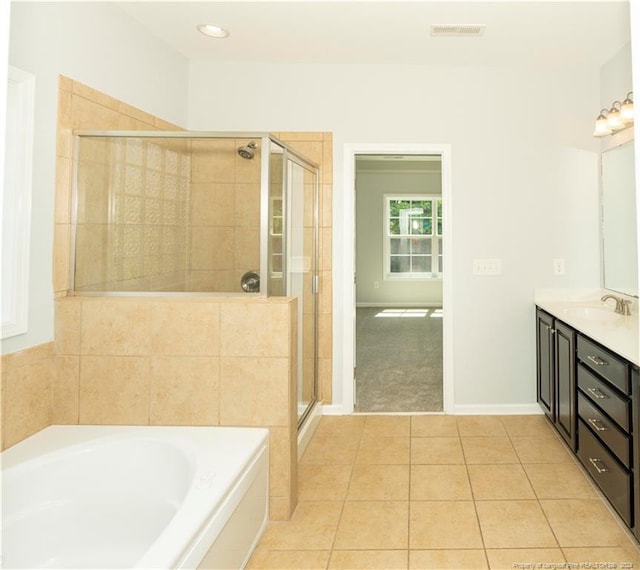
<box><xmin>71</xmin><ymin>131</ymin><xmax>319</xmax><ymax>426</ymax></box>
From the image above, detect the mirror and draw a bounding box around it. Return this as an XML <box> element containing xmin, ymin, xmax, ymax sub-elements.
<box><xmin>601</xmin><ymin>139</ymin><xmax>638</xmax><ymax>297</ymax></box>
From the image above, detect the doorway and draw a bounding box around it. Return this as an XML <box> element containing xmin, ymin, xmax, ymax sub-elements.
<box><xmin>341</xmin><ymin>143</ymin><xmax>453</xmax><ymax>415</ymax></box>
<box><xmin>354</xmin><ymin>155</ymin><xmax>443</xmax><ymax>412</ymax></box>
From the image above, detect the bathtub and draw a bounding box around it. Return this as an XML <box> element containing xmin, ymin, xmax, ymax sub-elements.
<box><xmin>1</xmin><ymin>425</ymin><xmax>269</xmax><ymax>569</ymax></box>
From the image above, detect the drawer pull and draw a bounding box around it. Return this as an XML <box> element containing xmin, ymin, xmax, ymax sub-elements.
<box><xmin>587</xmin><ymin>418</ymin><xmax>608</xmax><ymax>432</ymax></box>
<box><xmin>586</xmin><ymin>387</ymin><xmax>608</xmax><ymax>400</ymax></box>
<box><xmin>587</xmin><ymin>355</ymin><xmax>609</xmax><ymax>366</ymax></box>
<box><xmin>589</xmin><ymin>457</ymin><xmax>609</xmax><ymax>473</ymax></box>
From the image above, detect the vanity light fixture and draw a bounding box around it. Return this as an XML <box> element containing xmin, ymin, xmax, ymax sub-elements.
<box><xmin>197</xmin><ymin>24</ymin><xmax>229</xmax><ymax>38</ymax></box>
<box><xmin>593</xmin><ymin>92</ymin><xmax>634</xmax><ymax>137</ymax></box>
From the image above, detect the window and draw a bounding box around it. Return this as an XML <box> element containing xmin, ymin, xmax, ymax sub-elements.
<box><xmin>384</xmin><ymin>195</ymin><xmax>442</xmax><ymax>279</ymax></box>
<box><xmin>2</xmin><ymin>67</ymin><xmax>34</xmax><ymax>339</ymax></box>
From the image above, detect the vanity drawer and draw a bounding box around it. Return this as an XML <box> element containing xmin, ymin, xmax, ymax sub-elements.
<box><xmin>577</xmin><ymin>335</ymin><xmax>630</xmax><ymax>394</ymax></box>
<box><xmin>578</xmin><ymin>364</ymin><xmax>630</xmax><ymax>433</ymax></box>
<box><xmin>577</xmin><ymin>419</ymin><xmax>632</xmax><ymax>526</ymax></box>
<box><xmin>578</xmin><ymin>391</ymin><xmax>631</xmax><ymax>468</ymax></box>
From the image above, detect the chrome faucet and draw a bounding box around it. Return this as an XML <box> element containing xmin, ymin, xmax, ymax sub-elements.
<box><xmin>601</xmin><ymin>294</ymin><xmax>632</xmax><ymax>316</ymax></box>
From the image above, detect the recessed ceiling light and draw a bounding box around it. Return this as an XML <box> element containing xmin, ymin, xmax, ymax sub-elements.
<box><xmin>197</xmin><ymin>24</ymin><xmax>229</xmax><ymax>39</ymax></box>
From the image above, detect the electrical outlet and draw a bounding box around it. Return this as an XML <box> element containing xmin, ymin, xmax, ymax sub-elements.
<box><xmin>553</xmin><ymin>258</ymin><xmax>565</xmax><ymax>275</ymax></box>
<box><xmin>473</xmin><ymin>258</ymin><xmax>502</xmax><ymax>275</ymax></box>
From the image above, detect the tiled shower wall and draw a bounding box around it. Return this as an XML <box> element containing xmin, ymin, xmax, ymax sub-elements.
<box><xmin>75</xmin><ymin>137</ymin><xmax>192</xmax><ymax>292</ymax></box>
<box><xmin>0</xmin><ymin>77</ymin><xmax>333</xmax><ymax>522</ymax></box>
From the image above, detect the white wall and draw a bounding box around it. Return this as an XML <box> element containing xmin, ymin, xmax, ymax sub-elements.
<box><xmin>189</xmin><ymin>62</ymin><xmax>602</xmax><ymax>410</ymax></box>
<box><xmin>4</xmin><ymin>3</ymin><xmax>189</xmax><ymax>354</ymax></box>
<box><xmin>356</xmin><ymin>169</ymin><xmax>443</xmax><ymax>305</ymax></box>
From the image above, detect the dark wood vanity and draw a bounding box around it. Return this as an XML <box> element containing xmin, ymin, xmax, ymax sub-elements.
<box><xmin>536</xmin><ymin>306</ymin><xmax>640</xmax><ymax>539</ymax></box>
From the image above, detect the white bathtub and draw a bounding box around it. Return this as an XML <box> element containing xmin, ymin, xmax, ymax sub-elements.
<box><xmin>0</xmin><ymin>425</ymin><xmax>269</xmax><ymax>569</ymax></box>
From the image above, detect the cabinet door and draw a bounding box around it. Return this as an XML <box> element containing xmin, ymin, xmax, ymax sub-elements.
<box><xmin>632</xmin><ymin>367</ymin><xmax>640</xmax><ymax>540</ymax></box>
<box><xmin>536</xmin><ymin>309</ymin><xmax>555</xmax><ymax>420</ymax></box>
<box><xmin>555</xmin><ymin>320</ymin><xmax>576</xmax><ymax>450</ymax></box>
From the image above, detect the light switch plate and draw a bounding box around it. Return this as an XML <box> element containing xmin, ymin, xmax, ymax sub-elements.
<box><xmin>473</xmin><ymin>258</ymin><xmax>502</xmax><ymax>275</ymax></box>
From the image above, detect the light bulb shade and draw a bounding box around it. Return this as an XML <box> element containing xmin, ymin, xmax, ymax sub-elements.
<box><xmin>621</xmin><ymin>97</ymin><xmax>634</xmax><ymax>123</ymax></box>
<box><xmin>606</xmin><ymin>106</ymin><xmax>623</xmax><ymax>130</ymax></box>
<box><xmin>593</xmin><ymin>114</ymin><xmax>611</xmax><ymax>137</ymax></box>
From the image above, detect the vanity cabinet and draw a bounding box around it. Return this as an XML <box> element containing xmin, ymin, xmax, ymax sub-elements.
<box><xmin>535</xmin><ymin>308</ymin><xmax>577</xmax><ymax>450</ymax></box>
<box><xmin>576</xmin><ymin>335</ymin><xmax>633</xmax><ymax>526</ymax></box>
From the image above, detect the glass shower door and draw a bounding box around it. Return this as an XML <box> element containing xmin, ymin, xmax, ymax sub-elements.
<box><xmin>286</xmin><ymin>157</ymin><xmax>318</xmax><ymax>427</ymax></box>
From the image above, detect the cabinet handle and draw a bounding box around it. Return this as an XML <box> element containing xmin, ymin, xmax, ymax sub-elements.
<box><xmin>587</xmin><ymin>355</ymin><xmax>609</xmax><ymax>366</ymax></box>
<box><xmin>589</xmin><ymin>457</ymin><xmax>608</xmax><ymax>474</ymax></box>
<box><xmin>587</xmin><ymin>387</ymin><xmax>607</xmax><ymax>400</ymax></box>
<box><xmin>587</xmin><ymin>418</ymin><xmax>608</xmax><ymax>432</ymax></box>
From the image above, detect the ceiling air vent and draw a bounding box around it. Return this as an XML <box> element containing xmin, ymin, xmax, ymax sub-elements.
<box><xmin>431</xmin><ymin>25</ymin><xmax>486</xmax><ymax>37</ymax></box>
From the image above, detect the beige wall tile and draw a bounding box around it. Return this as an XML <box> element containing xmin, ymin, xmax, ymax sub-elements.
<box><xmin>318</xmin><ymin>357</ymin><xmax>332</xmax><ymax>403</ymax></box>
<box><xmin>2</xmin><ymin>358</ymin><xmax>52</xmax><ymax>449</ymax></box>
<box><xmin>150</xmin><ymin>356</ymin><xmax>219</xmax><ymax>425</ymax></box>
<box><xmin>80</xmin><ymin>300</ymin><xmax>152</xmax><ymax>355</ymax></box>
<box><xmin>57</xmin><ymin>89</ymin><xmax>73</xmax><ymax>158</ymax></box>
<box><xmin>72</xmin><ymin>82</ymin><xmax>119</xmax><ymax>110</ymax></box>
<box><xmin>51</xmin><ymin>356</ymin><xmax>80</xmax><ymax>424</ymax></box>
<box><xmin>190</xmin><ymin>226</ymin><xmax>235</xmax><ymax>270</ymax></box>
<box><xmin>219</xmin><ymin>357</ymin><xmax>289</xmax><ymax>426</ymax></box>
<box><xmin>79</xmin><ymin>356</ymin><xmax>150</xmax><ymax>424</ymax></box>
<box><xmin>149</xmin><ymin>301</ymin><xmax>220</xmax><ymax>356</ymax></box>
<box><xmin>118</xmin><ymin>101</ymin><xmax>157</xmax><ymax>125</ymax></box>
<box><xmin>320</xmin><ymin>184</ymin><xmax>332</xmax><ymax>228</ymax></box>
<box><xmin>53</xmin><ymin>224</ymin><xmax>71</xmax><ymax>294</ymax></box>
<box><xmin>191</xmin><ymin>140</ymin><xmax>236</xmax><ymax>183</ymax></box>
<box><xmin>55</xmin><ymin>299</ymin><xmax>82</xmax><ymax>355</ymax></box>
<box><xmin>2</xmin><ymin>342</ymin><xmax>53</xmax><ymax>371</ymax></box>
<box><xmin>268</xmin><ymin>426</ymin><xmax>292</xmax><ymax>498</ymax></box>
<box><xmin>234</xmin><ymin>183</ymin><xmax>261</xmax><ymax>227</ymax></box>
<box><xmin>269</xmin><ymin>496</ymin><xmax>293</xmax><ymax>522</ymax></box>
<box><xmin>55</xmin><ymin>156</ymin><xmax>72</xmax><ymax>223</ymax></box>
<box><xmin>190</xmin><ymin>183</ymin><xmax>234</xmax><ymax>226</ymax></box>
<box><xmin>220</xmin><ymin>302</ymin><xmax>291</xmax><ymax>357</ymax></box>
<box><xmin>71</xmin><ymin>95</ymin><xmax>120</xmax><ymax>130</ymax></box>
<box><xmin>317</xmin><ymin>313</ymin><xmax>332</xmax><ymax>359</ymax></box>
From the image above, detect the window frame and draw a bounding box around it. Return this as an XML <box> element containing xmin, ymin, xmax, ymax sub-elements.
<box><xmin>2</xmin><ymin>66</ymin><xmax>34</xmax><ymax>339</ymax></box>
<box><xmin>383</xmin><ymin>193</ymin><xmax>443</xmax><ymax>281</ymax></box>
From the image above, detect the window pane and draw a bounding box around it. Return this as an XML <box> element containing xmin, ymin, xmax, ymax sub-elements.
<box><xmin>410</xmin><ymin>218</ymin><xmax>432</xmax><ymax>235</ymax></box>
<box><xmin>437</xmin><ymin>219</ymin><xmax>442</xmax><ymax>235</ymax></box>
<box><xmin>390</xmin><ymin>238</ymin><xmax>410</xmax><ymax>254</ymax></box>
<box><xmin>414</xmin><ymin>200</ymin><xmax>432</xmax><ymax>216</ymax></box>
<box><xmin>390</xmin><ymin>255</ymin><xmax>410</xmax><ymax>273</ymax></box>
<box><xmin>412</xmin><ymin>256</ymin><xmax>431</xmax><ymax>273</ymax></box>
<box><xmin>389</xmin><ymin>200</ymin><xmax>410</xmax><ymax>216</ymax></box>
<box><xmin>412</xmin><ymin>237</ymin><xmax>430</xmax><ymax>254</ymax></box>
<box><xmin>437</xmin><ymin>200</ymin><xmax>442</xmax><ymax>217</ymax></box>
<box><xmin>438</xmin><ymin>255</ymin><xmax>443</xmax><ymax>273</ymax></box>
<box><xmin>389</xmin><ymin>218</ymin><xmax>400</xmax><ymax>235</ymax></box>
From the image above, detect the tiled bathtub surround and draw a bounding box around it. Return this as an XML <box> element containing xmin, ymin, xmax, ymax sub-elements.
<box><xmin>55</xmin><ymin>295</ymin><xmax>299</xmax><ymax>520</ymax></box>
<box><xmin>0</xmin><ymin>343</ymin><xmax>54</xmax><ymax>449</ymax></box>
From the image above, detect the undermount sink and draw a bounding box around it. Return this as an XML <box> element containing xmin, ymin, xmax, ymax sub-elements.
<box><xmin>560</xmin><ymin>306</ymin><xmax>623</xmax><ymax>324</ymax></box>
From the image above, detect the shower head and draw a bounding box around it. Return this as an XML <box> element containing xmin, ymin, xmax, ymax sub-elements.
<box><xmin>237</xmin><ymin>141</ymin><xmax>257</xmax><ymax>160</ymax></box>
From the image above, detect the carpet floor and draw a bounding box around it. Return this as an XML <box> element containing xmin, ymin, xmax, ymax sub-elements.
<box><xmin>354</xmin><ymin>307</ymin><xmax>443</xmax><ymax>413</ymax></box>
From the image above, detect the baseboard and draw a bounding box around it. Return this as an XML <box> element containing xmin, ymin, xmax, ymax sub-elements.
<box><xmin>321</xmin><ymin>404</ymin><xmax>349</xmax><ymax>415</ymax></box>
<box><xmin>321</xmin><ymin>403</ymin><xmax>544</xmax><ymax>416</ymax></box>
<box><xmin>356</xmin><ymin>302</ymin><xmax>442</xmax><ymax>308</ymax></box>
<box><xmin>453</xmin><ymin>403</ymin><xmax>544</xmax><ymax>415</ymax></box>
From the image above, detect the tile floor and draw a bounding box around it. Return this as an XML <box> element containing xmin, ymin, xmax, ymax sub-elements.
<box><xmin>247</xmin><ymin>414</ymin><xmax>640</xmax><ymax>569</ymax></box>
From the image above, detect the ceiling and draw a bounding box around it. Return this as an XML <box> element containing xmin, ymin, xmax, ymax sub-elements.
<box><xmin>116</xmin><ymin>1</ymin><xmax>631</xmax><ymax>68</ymax></box>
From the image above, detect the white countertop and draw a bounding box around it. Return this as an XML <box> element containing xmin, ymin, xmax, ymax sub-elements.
<box><xmin>534</xmin><ymin>289</ymin><xmax>639</xmax><ymax>367</ymax></box>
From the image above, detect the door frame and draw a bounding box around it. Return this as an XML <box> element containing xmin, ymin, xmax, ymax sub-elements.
<box><xmin>341</xmin><ymin>143</ymin><xmax>454</xmax><ymax>414</ymax></box>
